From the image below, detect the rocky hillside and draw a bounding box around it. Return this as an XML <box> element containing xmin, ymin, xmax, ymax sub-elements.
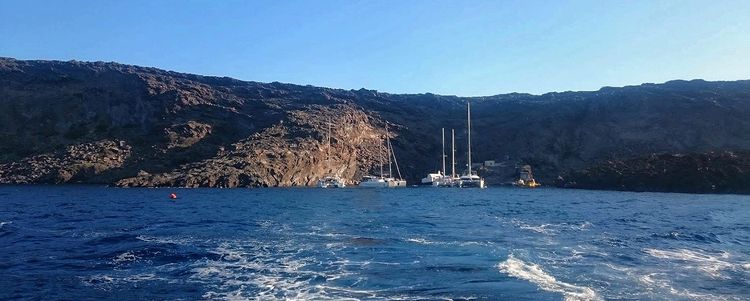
<box><xmin>558</xmin><ymin>151</ymin><xmax>750</xmax><ymax>194</ymax></box>
<box><xmin>2</xmin><ymin>57</ymin><xmax>750</xmax><ymax>192</ymax></box>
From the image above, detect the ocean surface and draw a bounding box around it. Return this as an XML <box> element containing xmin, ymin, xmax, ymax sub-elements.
<box><xmin>0</xmin><ymin>186</ymin><xmax>748</xmax><ymax>301</ymax></box>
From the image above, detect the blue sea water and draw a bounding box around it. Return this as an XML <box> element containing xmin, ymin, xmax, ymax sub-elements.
<box><xmin>0</xmin><ymin>186</ymin><xmax>748</xmax><ymax>300</ymax></box>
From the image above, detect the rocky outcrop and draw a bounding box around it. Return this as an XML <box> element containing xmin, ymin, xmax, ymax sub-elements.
<box><xmin>2</xmin><ymin>57</ymin><xmax>750</xmax><ymax>192</ymax></box>
<box><xmin>557</xmin><ymin>152</ymin><xmax>750</xmax><ymax>194</ymax></box>
<box><xmin>116</xmin><ymin>107</ymin><xmax>385</xmax><ymax>187</ymax></box>
<box><xmin>0</xmin><ymin>140</ymin><xmax>131</xmax><ymax>184</ymax></box>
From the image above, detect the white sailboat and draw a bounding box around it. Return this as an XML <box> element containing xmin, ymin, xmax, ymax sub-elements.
<box><xmin>385</xmin><ymin>124</ymin><xmax>407</xmax><ymax>187</ymax></box>
<box><xmin>317</xmin><ymin>118</ymin><xmax>346</xmax><ymax>188</ymax></box>
<box><xmin>459</xmin><ymin>101</ymin><xmax>486</xmax><ymax>188</ymax></box>
<box><xmin>359</xmin><ymin>123</ymin><xmax>407</xmax><ymax>188</ymax></box>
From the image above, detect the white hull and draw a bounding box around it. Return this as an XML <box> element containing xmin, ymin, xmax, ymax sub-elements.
<box><xmin>459</xmin><ymin>174</ymin><xmax>486</xmax><ymax>188</ymax></box>
<box><xmin>459</xmin><ymin>178</ymin><xmax>486</xmax><ymax>189</ymax></box>
<box><xmin>359</xmin><ymin>179</ymin><xmax>388</xmax><ymax>188</ymax></box>
<box><xmin>317</xmin><ymin>176</ymin><xmax>346</xmax><ymax>188</ymax></box>
<box><xmin>359</xmin><ymin>177</ymin><xmax>407</xmax><ymax>188</ymax></box>
<box><xmin>433</xmin><ymin>176</ymin><xmax>459</xmax><ymax>187</ymax></box>
<box><xmin>388</xmin><ymin>179</ymin><xmax>407</xmax><ymax>187</ymax></box>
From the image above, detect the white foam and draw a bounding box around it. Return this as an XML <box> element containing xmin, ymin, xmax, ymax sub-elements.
<box><xmin>113</xmin><ymin>251</ymin><xmax>140</xmax><ymax>263</ymax></box>
<box><xmin>136</xmin><ymin>235</ymin><xmax>192</xmax><ymax>245</ymax></box>
<box><xmin>511</xmin><ymin>219</ymin><xmax>554</xmax><ymax>234</ymax></box>
<box><xmin>405</xmin><ymin>237</ymin><xmax>493</xmax><ymax>247</ymax></box>
<box><xmin>509</xmin><ymin>219</ymin><xmax>592</xmax><ymax>235</ymax></box>
<box><xmin>644</xmin><ymin>248</ymin><xmax>735</xmax><ymax>278</ymax></box>
<box><xmin>0</xmin><ymin>221</ymin><xmax>11</xmax><ymax>228</ymax></box>
<box><xmin>189</xmin><ymin>242</ymin><xmax>379</xmax><ymax>300</ymax></box>
<box><xmin>570</xmin><ymin>221</ymin><xmax>593</xmax><ymax>231</ymax></box>
<box><xmin>406</xmin><ymin>237</ymin><xmax>436</xmax><ymax>245</ymax></box>
<box><xmin>497</xmin><ymin>255</ymin><xmax>600</xmax><ymax>301</ymax></box>
<box><xmin>82</xmin><ymin>273</ymin><xmax>168</xmax><ymax>289</ymax></box>
<box><xmin>521</xmin><ymin>224</ymin><xmax>553</xmax><ymax>234</ymax></box>
<box><xmin>637</xmin><ymin>272</ymin><xmax>739</xmax><ymax>301</ymax></box>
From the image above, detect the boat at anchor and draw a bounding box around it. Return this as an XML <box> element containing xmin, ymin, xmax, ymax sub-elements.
<box><xmin>458</xmin><ymin>100</ymin><xmax>485</xmax><ymax>189</ymax></box>
<box><xmin>317</xmin><ymin>118</ymin><xmax>345</xmax><ymax>188</ymax></box>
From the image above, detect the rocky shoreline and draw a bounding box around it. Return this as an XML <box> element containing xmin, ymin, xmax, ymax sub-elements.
<box><xmin>557</xmin><ymin>151</ymin><xmax>750</xmax><ymax>194</ymax></box>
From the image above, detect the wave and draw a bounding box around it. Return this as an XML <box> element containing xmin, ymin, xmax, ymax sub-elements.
<box><xmin>509</xmin><ymin>219</ymin><xmax>592</xmax><ymax>235</ymax></box>
<box><xmin>112</xmin><ymin>251</ymin><xmax>140</xmax><ymax>264</ymax></box>
<box><xmin>136</xmin><ymin>234</ymin><xmax>193</xmax><ymax>245</ymax></box>
<box><xmin>645</xmin><ymin>231</ymin><xmax>722</xmax><ymax>244</ymax></box>
<box><xmin>637</xmin><ymin>272</ymin><xmax>742</xmax><ymax>301</ymax></box>
<box><xmin>405</xmin><ymin>237</ymin><xmax>494</xmax><ymax>247</ymax></box>
<box><xmin>189</xmin><ymin>242</ymin><xmax>372</xmax><ymax>300</ymax></box>
<box><xmin>82</xmin><ymin>273</ymin><xmax>168</xmax><ymax>288</ymax></box>
<box><xmin>0</xmin><ymin>221</ymin><xmax>11</xmax><ymax>228</ymax></box>
<box><xmin>644</xmin><ymin>248</ymin><xmax>741</xmax><ymax>278</ymax></box>
<box><xmin>608</xmin><ymin>252</ymin><xmax>747</xmax><ymax>301</ymax></box>
<box><xmin>497</xmin><ymin>254</ymin><xmax>600</xmax><ymax>301</ymax></box>
<box><xmin>406</xmin><ymin>238</ymin><xmax>436</xmax><ymax>245</ymax></box>
<box><xmin>186</xmin><ymin>240</ymin><xmax>461</xmax><ymax>300</ymax></box>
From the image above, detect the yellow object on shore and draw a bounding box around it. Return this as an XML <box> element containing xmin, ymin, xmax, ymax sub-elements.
<box><xmin>515</xmin><ymin>165</ymin><xmax>541</xmax><ymax>188</ymax></box>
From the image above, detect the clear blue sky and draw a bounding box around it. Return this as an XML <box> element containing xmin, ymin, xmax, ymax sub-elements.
<box><xmin>1</xmin><ymin>0</ymin><xmax>749</xmax><ymax>96</ymax></box>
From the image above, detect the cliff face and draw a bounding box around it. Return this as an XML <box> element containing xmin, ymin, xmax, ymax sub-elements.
<box><xmin>558</xmin><ymin>151</ymin><xmax>750</xmax><ymax>194</ymax></box>
<box><xmin>2</xmin><ymin>57</ymin><xmax>750</xmax><ymax>192</ymax></box>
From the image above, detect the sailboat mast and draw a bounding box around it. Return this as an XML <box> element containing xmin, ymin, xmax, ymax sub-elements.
<box><xmin>467</xmin><ymin>101</ymin><xmax>472</xmax><ymax>175</ymax></box>
<box><xmin>386</xmin><ymin>124</ymin><xmax>392</xmax><ymax>178</ymax></box>
<box><xmin>451</xmin><ymin>129</ymin><xmax>456</xmax><ymax>178</ymax></box>
<box><xmin>386</xmin><ymin>128</ymin><xmax>403</xmax><ymax>180</ymax></box>
<box><xmin>327</xmin><ymin>118</ymin><xmax>331</xmax><ymax>173</ymax></box>
<box><xmin>441</xmin><ymin>128</ymin><xmax>446</xmax><ymax>176</ymax></box>
<box><xmin>379</xmin><ymin>139</ymin><xmax>384</xmax><ymax>177</ymax></box>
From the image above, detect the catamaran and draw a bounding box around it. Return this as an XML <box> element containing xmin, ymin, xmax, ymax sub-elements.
<box><xmin>458</xmin><ymin>101</ymin><xmax>486</xmax><ymax>188</ymax></box>
<box><xmin>359</xmin><ymin>124</ymin><xmax>407</xmax><ymax>188</ymax></box>
<box><xmin>317</xmin><ymin>118</ymin><xmax>346</xmax><ymax>188</ymax></box>
<box><xmin>422</xmin><ymin>128</ymin><xmax>458</xmax><ymax>187</ymax></box>
<box><xmin>434</xmin><ymin>128</ymin><xmax>459</xmax><ymax>187</ymax></box>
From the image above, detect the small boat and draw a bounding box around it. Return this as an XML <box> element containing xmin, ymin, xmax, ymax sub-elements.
<box><xmin>317</xmin><ymin>118</ymin><xmax>346</xmax><ymax>188</ymax></box>
<box><xmin>513</xmin><ymin>165</ymin><xmax>540</xmax><ymax>188</ymax></box>
<box><xmin>458</xmin><ymin>100</ymin><xmax>486</xmax><ymax>189</ymax></box>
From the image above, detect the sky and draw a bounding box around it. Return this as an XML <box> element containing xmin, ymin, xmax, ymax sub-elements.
<box><xmin>1</xmin><ymin>0</ymin><xmax>749</xmax><ymax>96</ymax></box>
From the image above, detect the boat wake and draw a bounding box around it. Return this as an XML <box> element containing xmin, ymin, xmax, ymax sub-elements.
<box><xmin>497</xmin><ymin>254</ymin><xmax>600</xmax><ymax>301</ymax></box>
<box><xmin>636</xmin><ymin>272</ymin><xmax>744</xmax><ymax>301</ymax></box>
<box><xmin>644</xmin><ymin>248</ymin><xmax>747</xmax><ymax>278</ymax></box>
<box><xmin>188</xmin><ymin>240</ymin><xmax>405</xmax><ymax>301</ymax></box>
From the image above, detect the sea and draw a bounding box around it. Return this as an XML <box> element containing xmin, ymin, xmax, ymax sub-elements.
<box><xmin>0</xmin><ymin>186</ymin><xmax>748</xmax><ymax>301</ymax></box>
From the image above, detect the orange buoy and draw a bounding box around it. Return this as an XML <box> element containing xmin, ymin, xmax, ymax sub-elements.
<box><xmin>169</xmin><ymin>193</ymin><xmax>177</xmax><ymax>199</ymax></box>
